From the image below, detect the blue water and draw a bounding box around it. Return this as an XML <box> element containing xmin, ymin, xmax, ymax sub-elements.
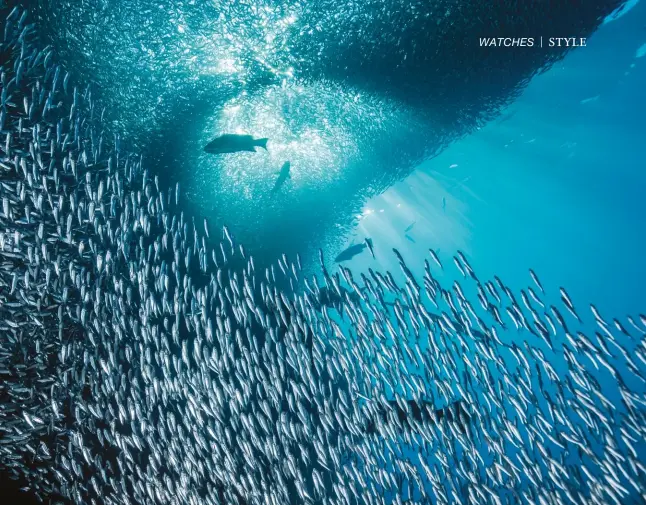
<box><xmin>31</xmin><ymin>0</ymin><xmax>631</xmax><ymax>275</ymax></box>
<box><xmin>332</xmin><ymin>5</ymin><xmax>646</xmax><ymax>502</ymax></box>
<box><xmin>350</xmin><ymin>2</ymin><xmax>646</xmax><ymax>320</ymax></box>
<box><xmin>2</xmin><ymin>0</ymin><xmax>646</xmax><ymax>504</ymax></box>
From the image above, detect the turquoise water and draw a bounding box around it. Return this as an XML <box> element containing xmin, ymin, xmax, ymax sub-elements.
<box><xmin>2</xmin><ymin>0</ymin><xmax>646</xmax><ymax>504</ymax></box>
<box><xmin>328</xmin><ymin>4</ymin><xmax>646</xmax><ymax>501</ymax></box>
<box><xmin>351</xmin><ymin>3</ymin><xmax>646</xmax><ymax>320</ymax></box>
<box><xmin>28</xmin><ymin>0</ymin><xmax>631</xmax><ymax>271</ymax></box>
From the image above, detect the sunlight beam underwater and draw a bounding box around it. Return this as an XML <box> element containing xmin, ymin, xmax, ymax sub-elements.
<box><xmin>1</xmin><ymin>3</ymin><xmax>645</xmax><ymax>505</ymax></box>
<box><xmin>20</xmin><ymin>0</ymin><xmax>628</xmax><ymax>270</ymax></box>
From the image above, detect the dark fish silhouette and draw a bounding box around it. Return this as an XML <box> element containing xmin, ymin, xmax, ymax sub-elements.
<box><xmin>364</xmin><ymin>237</ymin><xmax>375</xmax><ymax>259</ymax></box>
<box><xmin>335</xmin><ymin>242</ymin><xmax>367</xmax><ymax>262</ymax></box>
<box><xmin>203</xmin><ymin>133</ymin><xmax>268</xmax><ymax>154</ymax></box>
<box><xmin>364</xmin><ymin>400</ymin><xmax>471</xmax><ymax>436</ymax></box>
<box><xmin>271</xmin><ymin>161</ymin><xmax>291</xmax><ymax>194</ymax></box>
<box><xmin>1</xmin><ymin>4</ymin><xmax>640</xmax><ymax>505</ymax></box>
<box><xmin>312</xmin><ymin>285</ymin><xmax>363</xmax><ymax>312</ymax></box>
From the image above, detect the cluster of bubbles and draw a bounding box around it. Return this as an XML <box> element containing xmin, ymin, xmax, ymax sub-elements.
<box><xmin>1</xmin><ymin>5</ymin><xmax>645</xmax><ymax>505</ymax></box>
<box><xmin>21</xmin><ymin>0</ymin><xmax>624</xmax><ymax>268</ymax></box>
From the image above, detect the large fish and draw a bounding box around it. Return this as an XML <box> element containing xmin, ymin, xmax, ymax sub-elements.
<box><xmin>363</xmin><ymin>400</ymin><xmax>472</xmax><ymax>436</ymax></box>
<box><xmin>203</xmin><ymin>133</ymin><xmax>269</xmax><ymax>154</ymax></box>
<box><xmin>1</xmin><ymin>5</ymin><xmax>645</xmax><ymax>505</ymax></box>
<box><xmin>270</xmin><ymin>161</ymin><xmax>291</xmax><ymax>194</ymax></box>
<box><xmin>24</xmin><ymin>0</ymin><xmax>626</xmax><ymax>271</ymax></box>
<box><xmin>334</xmin><ymin>242</ymin><xmax>367</xmax><ymax>262</ymax></box>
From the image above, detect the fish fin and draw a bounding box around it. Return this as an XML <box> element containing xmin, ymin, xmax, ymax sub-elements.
<box><xmin>256</xmin><ymin>138</ymin><xmax>269</xmax><ymax>150</ymax></box>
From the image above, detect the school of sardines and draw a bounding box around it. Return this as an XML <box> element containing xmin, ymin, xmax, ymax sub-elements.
<box><xmin>0</xmin><ymin>5</ymin><xmax>645</xmax><ymax>505</ymax></box>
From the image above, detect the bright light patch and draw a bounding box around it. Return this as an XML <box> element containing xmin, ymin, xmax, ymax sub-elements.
<box><xmin>223</xmin><ymin>105</ymin><xmax>241</xmax><ymax>116</ymax></box>
<box><xmin>216</xmin><ymin>58</ymin><xmax>239</xmax><ymax>74</ymax></box>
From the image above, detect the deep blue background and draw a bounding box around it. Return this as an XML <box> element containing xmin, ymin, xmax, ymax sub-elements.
<box><xmin>346</xmin><ymin>0</ymin><xmax>646</xmax><ymax>319</ymax></box>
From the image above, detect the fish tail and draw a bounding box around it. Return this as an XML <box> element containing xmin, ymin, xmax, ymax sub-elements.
<box><xmin>256</xmin><ymin>138</ymin><xmax>268</xmax><ymax>150</ymax></box>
